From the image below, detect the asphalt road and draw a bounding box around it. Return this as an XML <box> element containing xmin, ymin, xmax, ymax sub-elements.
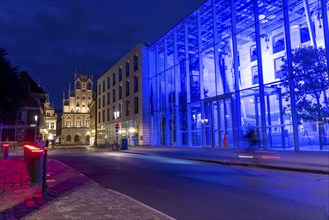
<box><xmin>49</xmin><ymin>148</ymin><xmax>329</xmax><ymax>220</ymax></box>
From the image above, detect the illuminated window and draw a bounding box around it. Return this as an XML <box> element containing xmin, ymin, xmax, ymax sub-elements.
<box><xmin>46</xmin><ymin>112</ymin><xmax>50</xmax><ymax>117</ymax></box>
<box><xmin>250</xmin><ymin>45</ymin><xmax>257</xmax><ymax>62</ymax></box>
<box><xmin>272</xmin><ymin>33</ymin><xmax>285</xmax><ymax>54</ymax></box>
<box><xmin>46</xmin><ymin>122</ymin><xmax>49</xmax><ymax>128</ymax></box>
<box><xmin>274</xmin><ymin>57</ymin><xmax>284</xmax><ymax>79</ymax></box>
<box><xmin>50</xmin><ymin>122</ymin><xmax>54</xmax><ymax>129</ymax></box>
<box><xmin>251</xmin><ymin>66</ymin><xmax>259</xmax><ymax>85</ymax></box>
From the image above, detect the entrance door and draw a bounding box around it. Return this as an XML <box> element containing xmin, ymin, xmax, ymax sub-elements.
<box><xmin>204</xmin><ymin>95</ymin><xmax>234</xmax><ymax>148</ymax></box>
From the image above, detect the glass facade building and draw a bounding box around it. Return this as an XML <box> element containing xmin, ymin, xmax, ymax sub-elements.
<box><xmin>148</xmin><ymin>0</ymin><xmax>329</xmax><ymax>151</ymax></box>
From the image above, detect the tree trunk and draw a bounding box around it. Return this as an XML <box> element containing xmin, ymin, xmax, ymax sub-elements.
<box><xmin>316</xmin><ymin>96</ymin><xmax>323</xmax><ymax>150</ymax></box>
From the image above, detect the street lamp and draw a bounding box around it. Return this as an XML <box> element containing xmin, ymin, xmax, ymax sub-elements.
<box><xmin>34</xmin><ymin>115</ymin><xmax>38</xmax><ymax>141</ymax></box>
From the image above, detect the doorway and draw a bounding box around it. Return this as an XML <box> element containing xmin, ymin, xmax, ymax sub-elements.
<box><xmin>204</xmin><ymin>94</ymin><xmax>234</xmax><ymax>148</ymax></box>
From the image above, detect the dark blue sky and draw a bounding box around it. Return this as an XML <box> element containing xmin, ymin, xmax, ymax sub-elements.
<box><xmin>0</xmin><ymin>0</ymin><xmax>204</xmax><ymax>109</ymax></box>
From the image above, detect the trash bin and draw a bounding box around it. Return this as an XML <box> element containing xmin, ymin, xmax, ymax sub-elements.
<box><xmin>2</xmin><ymin>143</ymin><xmax>10</xmax><ymax>160</ymax></box>
<box><xmin>28</xmin><ymin>149</ymin><xmax>44</xmax><ymax>183</ymax></box>
<box><xmin>121</xmin><ymin>138</ymin><xmax>128</xmax><ymax>150</ymax></box>
<box><xmin>24</xmin><ymin>145</ymin><xmax>44</xmax><ymax>183</ymax></box>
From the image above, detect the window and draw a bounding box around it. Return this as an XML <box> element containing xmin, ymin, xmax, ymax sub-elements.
<box><xmin>66</xmin><ymin>121</ymin><xmax>71</xmax><ymax>127</ymax></box>
<box><xmin>107</xmin><ymin>92</ymin><xmax>110</xmax><ymax>105</ymax></box>
<box><xmin>125</xmin><ymin>61</ymin><xmax>130</xmax><ymax>76</ymax></box>
<box><xmin>274</xmin><ymin>57</ymin><xmax>284</xmax><ymax>79</ymax></box>
<box><xmin>133</xmin><ymin>54</ymin><xmax>138</xmax><ymax>71</ymax></box>
<box><xmin>250</xmin><ymin>45</ymin><xmax>257</xmax><ymax>62</ymax></box>
<box><xmin>300</xmin><ymin>25</ymin><xmax>314</xmax><ymax>43</ymax></box>
<box><xmin>112</xmin><ymin>73</ymin><xmax>116</xmax><ymax>85</ymax></box>
<box><xmin>102</xmin><ymin>110</ymin><xmax>105</xmax><ymax>122</ymax></box>
<box><xmin>46</xmin><ymin>112</ymin><xmax>50</xmax><ymax>117</ymax></box>
<box><xmin>272</xmin><ymin>33</ymin><xmax>285</xmax><ymax>54</ymax></box>
<box><xmin>119</xmin><ymin>103</ymin><xmax>122</xmax><ymax>118</ymax></box>
<box><xmin>76</xmin><ymin>120</ymin><xmax>81</xmax><ymax>127</ymax></box>
<box><xmin>76</xmin><ymin>81</ymin><xmax>81</xmax><ymax>89</ymax></box>
<box><xmin>134</xmin><ymin>76</ymin><xmax>138</xmax><ymax>93</ymax></box>
<box><xmin>126</xmin><ymin>81</ymin><xmax>130</xmax><ymax>96</ymax></box>
<box><xmin>134</xmin><ymin>97</ymin><xmax>138</xmax><ymax>114</ymax></box>
<box><xmin>107</xmin><ymin>77</ymin><xmax>110</xmax><ymax>89</ymax></box>
<box><xmin>98</xmin><ymin>84</ymin><xmax>101</xmax><ymax>95</ymax></box>
<box><xmin>46</xmin><ymin>122</ymin><xmax>49</xmax><ymax>128</ymax></box>
<box><xmin>107</xmin><ymin>108</ymin><xmax>110</xmax><ymax>121</ymax></box>
<box><xmin>102</xmin><ymin>95</ymin><xmax>105</xmax><ymax>107</ymax></box>
<box><xmin>102</xmin><ymin>81</ymin><xmax>105</xmax><ymax>92</ymax></box>
<box><xmin>77</xmin><ymin>102</ymin><xmax>80</xmax><ymax>107</ymax></box>
<box><xmin>85</xmin><ymin>118</ymin><xmax>89</xmax><ymax>127</ymax></box>
<box><xmin>51</xmin><ymin>122</ymin><xmax>54</xmax><ymax>129</ymax></box>
<box><xmin>98</xmin><ymin>112</ymin><xmax>100</xmax><ymax>123</ymax></box>
<box><xmin>119</xmin><ymin>85</ymin><xmax>122</xmax><ymax>99</ymax></box>
<box><xmin>119</xmin><ymin>67</ymin><xmax>122</xmax><ymax>81</ymax></box>
<box><xmin>87</xmin><ymin>82</ymin><xmax>92</xmax><ymax>90</ymax></box>
<box><xmin>112</xmin><ymin>106</ymin><xmax>115</xmax><ymax>119</ymax></box>
<box><xmin>126</xmin><ymin>100</ymin><xmax>130</xmax><ymax>116</ymax></box>
<box><xmin>251</xmin><ymin>66</ymin><xmax>259</xmax><ymax>85</ymax></box>
<box><xmin>112</xmin><ymin>89</ymin><xmax>116</xmax><ymax>102</ymax></box>
<box><xmin>98</xmin><ymin>98</ymin><xmax>101</xmax><ymax>109</ymax></box>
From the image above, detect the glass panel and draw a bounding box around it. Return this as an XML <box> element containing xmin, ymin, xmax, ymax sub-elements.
<box><xmin>202</xmin><ymin>47</ymin><xmax>216</xmax><ymax>98</ymax></box>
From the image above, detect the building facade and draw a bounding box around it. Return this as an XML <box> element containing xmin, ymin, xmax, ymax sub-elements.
<box><xmin>42</xmin><ymin>98</ymin><xmax>57</xmax><ymax>142</ymax></box>
<box><xmin>148</xmin><ymin>0</ymin><xmax>329</xmax><ymax>151</ymax></box>
<box><xmin>61</xmin><ymin>74</ymin><xmax>94</xmax><ymax>145</ymax></box>
<box><xmin>97</xmin><ymin>43</ymin><xmax>150</xmax><ymax>146</ymax></box>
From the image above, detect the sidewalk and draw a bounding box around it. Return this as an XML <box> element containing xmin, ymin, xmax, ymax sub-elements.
<box><xmin>124</xmin><ymin>146</ymin><xmax>329</xmax><ymax>174</ymax></box>
<box><xmin>0</xmin><ymin>157</ymin><xmax>173</xmax><ymax>220</ymax></box>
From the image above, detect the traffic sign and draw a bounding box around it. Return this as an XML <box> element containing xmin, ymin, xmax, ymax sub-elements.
<box><xmin>114</xmin><ymin>123</ymin><xmax>120</xmax><ymax>129</ymax></box>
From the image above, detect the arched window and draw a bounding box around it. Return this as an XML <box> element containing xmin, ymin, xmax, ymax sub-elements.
<box><xmin>76</xmin><ymin>81</ymin><xmax>81</xmax><ymax>89</ymax></box>
<box><xmin>74</xmin><ymin>135</ymin><xmax>80</xmax><ymax>143</ymax></box>
<box><xmin>87</xmin><ymin>82</ymin><xmax>92</xmax><ymax>90</ymax></box>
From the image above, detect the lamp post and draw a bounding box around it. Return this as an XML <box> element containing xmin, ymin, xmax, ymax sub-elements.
<box><xmin>34</xmin><ymin>115</ymin><xmax>38</xmax><ymax>141</ymax></box>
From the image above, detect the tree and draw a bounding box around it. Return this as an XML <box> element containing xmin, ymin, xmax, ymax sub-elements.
<box><xmin>0</xmin><ymin>48</ymin><xmax>23</xmax><ymax>124</ymax></box>
<box><xmin>280</xmin><ymin>46</ymin><xmax>329</xmax><ymax>149</ymax></box>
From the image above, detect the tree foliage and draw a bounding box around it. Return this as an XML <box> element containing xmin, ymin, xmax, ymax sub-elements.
<box><xmin>0</xmin><ymin>48</ymin><xmax>23</xmax><ymax>124</ymax></box>
<box><xmin>280</xmin><ymin>46</ymin><xmax>329</xmax><ymax>123</ymax></box>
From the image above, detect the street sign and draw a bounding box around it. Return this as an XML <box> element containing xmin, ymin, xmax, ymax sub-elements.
<box><xmin>114</xmin><ymin>123</ymin><xmax>120</xmax><ymax>129</ymax></box>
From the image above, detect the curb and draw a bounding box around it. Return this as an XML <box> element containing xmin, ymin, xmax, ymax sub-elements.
<box><xmin>121</xmin><ymin>150</ymin><xmax>329</xmax><ymax>175</ymax></box>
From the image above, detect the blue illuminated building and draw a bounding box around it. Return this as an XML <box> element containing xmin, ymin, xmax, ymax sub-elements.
<box><xmin>148</xmin><ymin>0</ymin><xmax>329</xmax><ymax>151</ymax></box>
